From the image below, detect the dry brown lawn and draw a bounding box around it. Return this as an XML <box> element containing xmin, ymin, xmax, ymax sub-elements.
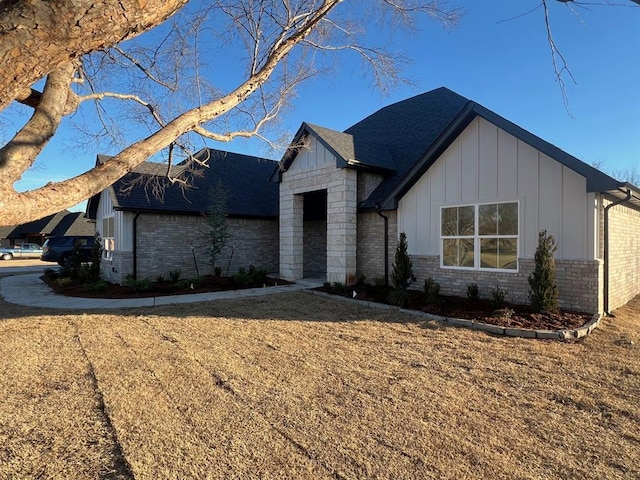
<box><xmin>0</xmin><ymin>281</ymin><xmax>638</xmax><ymax>479</ymax></box>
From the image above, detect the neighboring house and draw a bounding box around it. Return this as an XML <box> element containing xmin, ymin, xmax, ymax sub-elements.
<box><xmin>274</xmin><ymin>87</ymin><xmax>640</xmax><ymax>314</ymax></box>
<box><xmin>0</xmin><ymin>211</ymin><xmax>94</xmax><ymax>248</ymax></box>
<box><xmin>86</xmin><ymin>149</ymin><xmax>279</xmax><ymax>284</ymax></box>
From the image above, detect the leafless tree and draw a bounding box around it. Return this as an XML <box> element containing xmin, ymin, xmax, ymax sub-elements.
<box><xmin>0</xmin><ymin>0</ymin><xmax>461</xmax><ymax>226</ymax></box>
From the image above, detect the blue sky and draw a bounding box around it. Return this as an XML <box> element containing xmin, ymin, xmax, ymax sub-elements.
<box><xmin>9</xmin><ymin>0</ymin><xmax>640</xmax><ymax>211</ymax></box>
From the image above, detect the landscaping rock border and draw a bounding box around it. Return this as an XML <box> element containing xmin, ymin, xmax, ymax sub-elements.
<box><xmin>306</xmin><ymin>290</ymin><xmax>602</xmax><ymax>340</ymax></box>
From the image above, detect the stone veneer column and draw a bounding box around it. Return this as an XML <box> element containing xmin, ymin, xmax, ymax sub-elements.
<box><xmin>326</xmin><ymin>169</ymin><xmax>357</xmax><ymax>284</ymax></box>
<box><xmin>279</xmin><ymin>192</ymin><xmax>304</xmax><ymax>280</ymax></box>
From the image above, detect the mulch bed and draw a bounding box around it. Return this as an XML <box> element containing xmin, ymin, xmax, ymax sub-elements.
<box><xmin>320</xmin><ymin>285</ymin><xmax>592</xmax><ymax>331</ymax></box>
<box><xmin>43</xmin><ymin>274</ymin><xmax>291</xmax><ymax>299</ymax></box>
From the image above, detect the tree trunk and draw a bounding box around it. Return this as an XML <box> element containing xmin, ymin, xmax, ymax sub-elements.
<box><xmin>0</xmin><ymin>0</ymin><xmax>188</xmax><ymax>111</ymax></box>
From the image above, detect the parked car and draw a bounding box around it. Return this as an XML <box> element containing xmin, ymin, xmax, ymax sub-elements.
<box><xmin>0</xmin><ymin>243</ymin><xmax>44</xmax><ymax>260</ymax></box>
<box><xmin>41</xmin><ymin>236</ymin><xmax>95</xmax><ymax>266</ymax></box>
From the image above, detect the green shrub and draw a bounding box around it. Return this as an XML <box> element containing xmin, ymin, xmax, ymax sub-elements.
<box><xmin>424</xmin><ymin>277</ymin><xmax>441</xmax><ymax>304</ymax></box>
<box><xmin>43</xmin><ymin>268</ymin><xmax>59</xmax><ymax>280</ymax></box>
<box><xmin>214</xmin><ymin>266</ymin><xmax>222</xmax><ymax>276</ymax></box>
<box><xmin>155</xmin><ymin>274</ymin><xmax>166</xmax><ymax>284</ymax></box>
<box><xmin>175</xmin><ymin>279</ymin><xmax>191</xmax><ymax>290</ymax></box>
<box><xmin>83</xmin><ymin>280</ymin><xmax>108</xmax><ymax>294</ymax></box>
<box><xmin>528</xmin><ymin>230</ymin><xmax>559</xmax><ymax>313</ymax></box>
<box><xmin>391</xmin><ymin>232</ymin><xmax>413</xmax><ymax>290</ymax></box>
<box><xmin>490</xmin><ymin>285</ymin><xmax>507</xmax><ymax>309</ymax></box>
<box><xmin>125</xmin><ymin>274</ymin><xmax>151</xmax><ymax>293</ymax></box>
<box><xmin>169</xmin><ymin>269</ymin><xmax>182</xmax><ymax>282</ymax></box>
<box><xmin>234</xmin><ymin>267</ymin><xmax>251</xmax><ymax>288</ymax></box>
<box><xmin>388</xmin><ymin>288</ymin><xmax>410</xmax><ymax>307</ymax></box>
<box><xmin>332</xmin><ymin>282</ymin><xmax>346</xmax><ymax>295</ymax></box>
<box><xmin>248</xmin><ymin>265</ymin><xmax>268</xmax><ymax>286</ymax></box>
<box><xmin>466</xmin><ymin>283</ymin><xmax>479</xmax><ymax>300</ymax></box>
<box><xmin>373</xmin><ymin>277</ymin><xmax>386</xmax><ymax>288</ymax></box>
<box><xmin>88</xmin><ymin>233</ymin><xmax>103</xmax><ymax>281</ymax></box>
<box><xmin>55</xmin><ymin>277</ymin><xmax>74</xmax><ymax>288</ymax></box>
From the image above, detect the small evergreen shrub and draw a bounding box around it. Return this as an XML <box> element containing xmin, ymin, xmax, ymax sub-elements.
<box><xmin>332</xmin><ymin>282</ymin><xmax>346</xmax><ymax>295</ymax></box>
<box><xmin>490</xmin><ymin>285</ymin><xmax>507</xmax><ymax>309</ymax></box>
<box><xmin>88</xmin><ymin>233</ymin><xmax>103</xmax><ymax>281</ymax></box>
<box><xmin>234</xmin><ymin>267</ymin><xmax>251</xmax><ymax>288</ymax></box>
<box><xmin>391</xmin><ymin>232</ymin><xmax>413</xmax><ymax>290</ymax></box>
<box><xmin>214</xmin><ymin>266</ymin><xmax>222</xmax><ymax>276</ymax></box>
<box><xmin>528</xmin><ymin>230</ymin><xmax>559</xmax><ymax>313</ymax></box>
<box><xmin>83</xmin><ymin>280</ymin><xmax>109</xmax><ymax>294</ymax></box>
<box><xmin>424</xmin><ymin>277</ymin><xmax>441</xmax><ymax>304</ymax></box>
<box><xmin>388</xmin><ymin>288</ymin><xmax>410</xmax><ymax>307</ymax></box>
<box><xmin>388</xmin><ymin>232</ymin><xmax>414</xmax><ymax>306</ymax></box>
<box><xmin>43</xmin><ymin>268</ymin><xmax>59</xmax><ymax>280</ymax></box>
<box><xmin>125</xmin><ymin>275</ymin><xmax>151</xmax><ymax>293</ymax></box>
<box><xmin>466</xmin><ymin>283</ymin><xmax>479</xmax><ymax>301</ymax></box>
<box><xmin>169</xmin><ymin>269</ymin><xmax>182</xmax><ymax>282</ymax></box>
<box><xmin>248</xmin><ymin>265</ymin><xmax>268</xmax><ymax>286</ymax></box>
<box><xmin>156</xmin><ymin>274</ymin><xmax>166</xmax><ymax>284</ymax></box>
<box><xmin>373</xmin><ymin>277</ymin><xmax>386</xmax><ymax>288</ymax></box>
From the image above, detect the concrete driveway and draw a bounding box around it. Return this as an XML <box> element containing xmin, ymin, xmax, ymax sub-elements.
<box><xmin>0</xmin><ymin>258</ymin><xmax>55</xmax><ymax>275</ymax></box>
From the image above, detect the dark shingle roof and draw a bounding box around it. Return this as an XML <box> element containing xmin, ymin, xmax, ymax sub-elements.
<box><xmin>0</xmin><ymin>211</ymin><xmax>94</xmax><ymax>239</ymax></box>
<box><xmin>278</xmin><ymin>86</ymin><xmax>628</xmax><ymax>211</ymax></box>
<box><xmin>50</xmin><ymin>212</ymin><xmax>95</xmax><ymax>236</ymax></box>
<box><xmin>344</xmin><ymin>87</ymin><xmax>470</xmax><ymax>208</ymax></box>
<box><xmin>91</xmin><ymin>149</ymin><xmax>279</xmax><ymax>218</ymax></box>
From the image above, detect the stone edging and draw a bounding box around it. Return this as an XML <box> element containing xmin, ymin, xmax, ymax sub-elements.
<box><xmin>305</xmin><ymin>290</ymin><xmax>602</xmax><ymax>340</ymax></box>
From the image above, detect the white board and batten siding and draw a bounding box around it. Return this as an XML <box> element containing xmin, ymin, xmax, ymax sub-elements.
<box><xmin>398</xmin><ymin>117</ymin><xmax>597</xmax><ymax>261</ymax></box>
<box><xmin>286</xmin><ymin>136</ymin><xmax>335</xmax><ymax>174</ymax></box>
<box><xmin>96</xmin><ymin>190</ymin><xmax>134</xmax><ymax>252</ymax></box>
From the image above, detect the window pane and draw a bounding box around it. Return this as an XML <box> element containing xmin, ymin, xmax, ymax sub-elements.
<box><xmin>498</xmin><ymin>238</ymin><xmax>518</xmax><ymax>269</ymax></box>
<box><xmin>479</xmin><ymin>204</ymin><xmax>497</xmax><ymax>235</ymax></box>
<box><xmin>443</xmin><ymin>239</ymin><xmax>458</xmax><ymax>266</ymax></box>
<box><xmin>458</xmin><ymin>206</ymin><xmax>475</xmax><ymax>236</ymax></box>
<box><xmin>442</xmin><ymin>208</ymin><xmax>457</xmax><ymax>236</ymax></box>
<box><xmin>443</xmin><ymin>239</ymin><xmax>475</xmax><ymax>267</ymax></box>
<box><xmin>480</xmin><ymin>238</ymin><xmax>498</xmax><ymax>268</ymax></box>
<box><xmin>459</xmin><ymin>238</ymin><xmax>474</xmax><ymax>267</ymax></box>
<box><xmin>498</xmin><ymin>203</ymin><xmax>518</xmax><ymax>235</ymax></box>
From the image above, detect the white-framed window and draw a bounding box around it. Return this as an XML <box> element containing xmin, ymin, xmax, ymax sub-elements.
<box><xmin>102</xmin><ymin>216</ymin><xmax>115</xmax><ymax>261</ymax></box>
<box><xmin>441</xmin><ymin>201</ymin><xmax>518</xmax><ymax>271</ymax></box>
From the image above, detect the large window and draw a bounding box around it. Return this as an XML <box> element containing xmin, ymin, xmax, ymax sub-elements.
<box><xmin>441</xmin><ymin>202</ymin><xmax>518</xmax><ymax>271</ymax></box>
<box><xmin>102</xmin><ymin>216</ymin><xmax>115</xmax><ymax>261</ymax></box>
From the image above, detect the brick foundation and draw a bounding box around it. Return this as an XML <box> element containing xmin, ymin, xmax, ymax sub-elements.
<box><xmin>410</xmin><ymin>256</ymin><xmax>600</xmax><ymax>313</ymax></box>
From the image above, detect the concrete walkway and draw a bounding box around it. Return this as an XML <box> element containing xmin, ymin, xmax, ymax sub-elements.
<box><xmin>0</xmin><ymin>273</ymin><xmax>324</xmax><ymax>310</ymax></box>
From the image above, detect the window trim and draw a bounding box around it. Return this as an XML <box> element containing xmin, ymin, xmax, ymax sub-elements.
<box><xmin>102</xmin><ymin>215</ymin><xmax>115</xmax><ymax>261</ymax></box>
<box><xmin>440</xmin><ymin>200</ymin><xmax>519</xmax><ymax>273</ymax></box>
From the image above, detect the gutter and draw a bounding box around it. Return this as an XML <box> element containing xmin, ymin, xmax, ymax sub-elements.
<box><xmin>132</xmin><ymin>211</ymin><xmax>141</xmax><ymax>280</ymax></box>
<box><xmin>375</xmin><ymin>203</ymin><xmax>389</xmax><ymax>287</ymax></box>
<box><xmin>603</xmin><ymin>189</ymin><xmax>632</xmax><ymax>315</ymax></box>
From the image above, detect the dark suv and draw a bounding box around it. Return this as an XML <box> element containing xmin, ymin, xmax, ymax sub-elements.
<box><xmin>41</xmin><ymin>236</ymin><xmax>95</xmax><ymax>266</ymax></box>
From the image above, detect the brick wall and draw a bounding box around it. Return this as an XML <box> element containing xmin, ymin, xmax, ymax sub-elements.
<box><xmin>410</xmin><ymin>256</ymin><xmax>600</xmax><ymax>313</ymax></box>
<box><xmin>607</xmin><ymin>201</ymin><xmax>640</xmax><ymax>311</ymax></box>
<box><xmin>356</xmin><ymin>210</ymin><xmax>397</xmax><ymax>284</ymax></box>
<box><xmin>304</xmin><ymin>219</ymin><xmax>326</xmax><ymax>276</ymax></box>
<box><xmin>106</xmin><ymin>213</ymin><xmax>278</xmax><ymax>284</ymax></box>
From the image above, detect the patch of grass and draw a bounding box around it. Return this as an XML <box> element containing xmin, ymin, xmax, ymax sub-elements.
<box><xmin>0</xmin><ymin>291</ymin><xmax>638</xmax><ymax>479</ymax></box>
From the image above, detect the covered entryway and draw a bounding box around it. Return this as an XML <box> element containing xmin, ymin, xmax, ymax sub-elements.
<box><xmin>279</xmin><ymin>154</ymin><xmax>358</xmax><ymax>284</ymax></box>
<box><xmin>303</xmin><ymin>190</ymin><xmax>327</xmax><ymax>278</ymax></box>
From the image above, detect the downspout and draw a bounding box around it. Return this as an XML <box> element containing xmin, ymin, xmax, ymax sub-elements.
<box><xmin>375</xmin><ymin>203</ymin><xmax>389</xmax><ymax>287</ymax></box>
<box><xmin>603</xmin><ymin>190</ymin><xmax>632</xmax><ymax>315</ymax></box>
<box><xmin>132</xmin><ymin>212</ymin><xmax>141</xmax><ymax>280</ymax></box>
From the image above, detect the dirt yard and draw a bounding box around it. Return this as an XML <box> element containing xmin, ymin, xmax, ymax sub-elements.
<box><xmin>0</xmin><ymin>279</ymin><xmax>638</xmax><ymax>479</ymax></box>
